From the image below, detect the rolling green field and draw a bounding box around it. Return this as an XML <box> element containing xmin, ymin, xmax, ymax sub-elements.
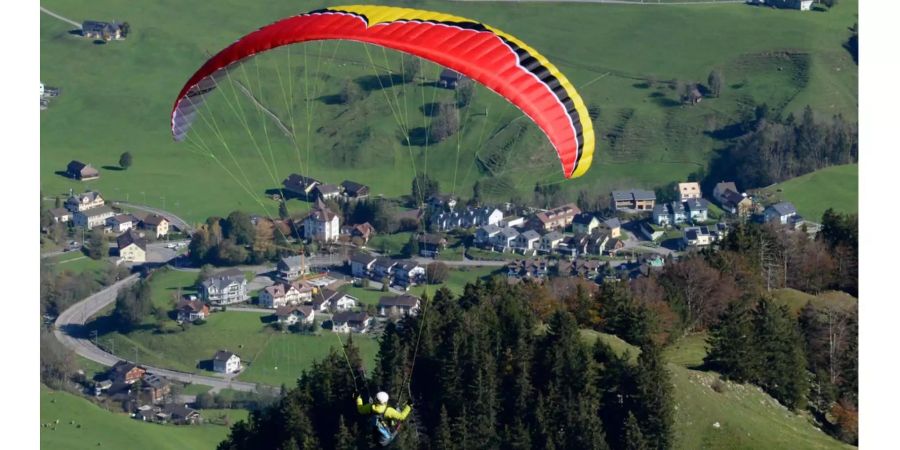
<box><xmin>758</xmin><ymin>164</ymin><xmax>858</xmax><ymax>222</ymax></box>
<box><xmin>41</xmin><ymin>386</ymin><xmax>230</xmax><ymax>450</ymax></box>
<box><xmin>771</xmin><ymin>287</ymin><xmax>858</xmax><ymax>315</ymax></box>
<box><xmin>41</xmin><ymin>0</ymin><xmax>857</xmax><ymax>224</ymax></box>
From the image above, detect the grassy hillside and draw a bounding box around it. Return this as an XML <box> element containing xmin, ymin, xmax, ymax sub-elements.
<box><xmin>757</xmin><ymin>164</ymin><xmax>858</xmax><ymax>222</ymax></box>
<box><xmin>40</xmin><ymin>386</ymin><xmax>229</xmax><ymax>450</ymax></box>
<box><xmin>771</xmin><ymin>287</ymin><xmax>858</xmax><ymax>315</ymax></box>
<box><xmin>41</xmin><ymin>0</ymin><xmax>857</xmax><ymax>223</ymax></box>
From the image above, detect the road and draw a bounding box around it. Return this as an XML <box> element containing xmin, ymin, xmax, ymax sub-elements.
<box><xmin>40</xmin><ymin>6</ymin><xmax>81</xmax><ymax>29</ymax></box>
<box><xmin>452</xmin><ymin>0</ymin><xmax>743</xmax><ymax>4</ymax></box>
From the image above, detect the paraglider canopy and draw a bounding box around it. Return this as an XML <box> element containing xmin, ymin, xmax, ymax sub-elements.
<box><xmin>171</xmin><ymin>4</ymin><xmax>595</xmax><ymax>179</ymax></box>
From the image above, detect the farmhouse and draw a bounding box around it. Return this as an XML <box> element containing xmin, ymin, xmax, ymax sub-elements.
<box><xmin>341</xmin><ymin>180</ymin><xmax>370</xmax><ymax>199</ymax></box>
<box><xmin>66</xmin><ymin>191</ymin><xmax>105</xmax><ymax>212</ymax></box>
<box><xmin>611</xmin><ymin>190</ymin><xmax>656</xmax><ymax>211</ymax></box>
<box><xmin>200</xmin><ymin>268</ymin><xmax>248</xmax><ymax>305</ymax></box>
<box><xmin>73</xmin><ymin>206</ymin><xmax>116</xmax><ymax>229</ymax></box>
<box><xmin>110</xmin><ymin>361</ymin><xmax>145</xmax><ymax>385</ymax></box>
<box><xmin>212</xmin><ymin>350</ymin><xmax>242</xmax><ymax>374</ymax></box>
<box><xmin>282</xmin><ymin>173</ymin><xmax>320</xmax><ymax>198</ymax></box>
<box><xmin>142</xmin><ymin>373</ymin><xmax>171</xmax><ymax>404</ymax></box>
<box><xmin>303</xmin><ymin>198</ymin><xmax>340</xmax><ymax>242</ymax></box>
<box><xmin>107</xmin><ymin>214</ymin><xmax>135</xmax><ymax>233</ymax></box>
<box><xmin>418</xmin><ymin>233</ymin><xmax>448</xmax><ymax>257</ymax></box>
<box><xmin>676</xmin><ymin>182</ymin><xmax>702</xmax><ymax>202</ymax></box>
<box><xmin>81</xmin><ymin>21</ymin><xmax>126</xmax><ymax>40</ymax></box>
<box><xmin>378</xmin><ymin>294</ymin><xmax>421</xmax><ymax>317</ymax></box>
<box><xmin>348</xmin><ymin>222</ymin><xmax>375</xmax><ymax>243</ymax></box>
<box><xmin>332</xmin><ymin>311</ymin><xmax>371</xmax><ymax>333</ymax></box>
<box><xmin>275</xmin><ymin>305</ymin><xmax>315</xmax><ymax>326</ymax></box>
<box><xmin>66</xmin><ymin>161</ymin><xmax>100</xmax><ymax>181</ymax></box>
<box><xmin>713</xmin><ymin>181</ymin><xmax>753</xmax><ymax>216</ymax></box>
<box><xmin>156</xmin><ymin>404</ymin><xmax>202</xmax><ymax>425</ymax></box>
<box><xmin>140</xmin><ymin>214</ymin><xmax>170</xmax><ymax>238</ymax></box>
<box><xmin>438</xmin><ymin>69</ymin><xmax>466</xmax><ymax>89</ymax></box>
<box><xmin>313</xmin><ymin>183</ymin><xmax>342</xmax><ymax>201</ymax></box>
<box><xmin>49</xmin><ymin>208</ymin><xmax>71</xmax><ymax>223</ymax></box>
<box><xmin>277</xmin><ymin>255</ymin><xmax>309</xmax><ymax>281</ymax></box>
<box><xmin>176</xmin><ymin>298</ymin><xmax>209</xmax><ymax>322</ymax></box>
<box><xmin>350</xmin><ymin>252</ymin><xmax>378</xmax><ymax>278</ymax></box>
<box><xmin>529</xmin><ymin>203</ymin><xmax>581</xmax><ymax>232</ymax></box>
<box><xmin>116</xmin><ymin>230</ymin><xmax>146</xmax><ymax>263</ymax></box>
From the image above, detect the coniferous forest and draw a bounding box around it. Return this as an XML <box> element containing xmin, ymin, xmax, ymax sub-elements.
<box><xmin>216</xmin><ymin>214</ymin><xmax>858</xmax><ymax>449</ymax></box>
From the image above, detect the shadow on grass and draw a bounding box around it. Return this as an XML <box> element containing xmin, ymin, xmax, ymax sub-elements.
<box><xmin>403</xmin><ymin>127</ymin><xmax>430</xmax><ymax>146</ymax></box>
<box><xmin>633</xmin><ymin>82</ymin><xmax>651</xmax><ymax>89</ymax></box>
<box><xmin>101</xmin><ymin>166</ymin><xmax>124</xmax><ymax>171</ymax></box>
<box><xmin>197</xmin><ymin>359</ymin><xmax>215</xmax><ymax>371</ymax></box>
<box><xmin>652</xmin><ymin>96</ymin><xmax>681</xmax><ymax>108</ymax></box>
<box><xmin>54</xmin><ymin>170</ymin><xmax>74</xmax><ymax>179</ymax></box>
<box><xmin>703</xmin><ymin>122</ymin><xmax>748</xmax><ymax>141</ymax></box>
<box><xmin>356</xmin><ymin>74</ymin><xmax>406</xmax><ymax>92</ymax></box>
<box><xmin>317</xmin><ymin>94</ymin><xmax>344</xmax><ymax>105</ymax></box>
<box><xmin>419</xmin><ymin>102</ymin><xmax>441</xmax><ymax>117</ymax></box>
<box><xmin>92</xmin><ymin>40</ymin><xmax>107</xmax><ymax>46</ymax></box>
<box><xmin>68</xmin><ymin>29</ymin><xmax>84</xmax><ymax>37</ymax></box>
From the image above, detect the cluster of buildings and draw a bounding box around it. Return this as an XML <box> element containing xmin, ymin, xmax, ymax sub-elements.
<box><xmin>349</xmin><ymin>253</ymin><xmax>427</xmax><ymax>288</ymax></box>
<box><xmin>282</xmin><ymin>173</ymin><xmax>370</xmax><ymax>202</ymax></box>
<box><xmin>93</xmin><ymin>361</ymin><xmax>202</xmax><ymax>425</ymax></box>
<box><xmin>81</xmin><ymin>20</ymin><xmax>128</xmax><ymax>40</ymax></box>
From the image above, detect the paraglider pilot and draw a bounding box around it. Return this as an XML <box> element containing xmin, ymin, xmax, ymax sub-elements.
<box><xmin>357</xmin><ymin>391</ymin><xmax>412</xmax><ymax>446</ymax></box>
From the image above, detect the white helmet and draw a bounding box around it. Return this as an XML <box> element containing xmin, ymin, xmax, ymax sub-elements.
<box><xmin>376</xmin><ymin>391</ymin><xmax>389</xmax><ymax>404</ymax></box>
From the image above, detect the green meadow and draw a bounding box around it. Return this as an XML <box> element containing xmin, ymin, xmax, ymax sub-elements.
<box><xmin>758</xmin><ymin>164</ymin><xmax>858</xmax><ymax>222</ymax></box>
<box><xmin>41</xmin><ymin>0</ymin><xmax>857</xmax><ymax>224</ymax></box>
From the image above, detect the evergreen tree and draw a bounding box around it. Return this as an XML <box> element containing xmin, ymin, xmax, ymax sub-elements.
<box><xmin>752</xmin><ymin>299</ymin><xmax>809</xmax><ymax>410</ymax></box>
<box><xmin>598</xmin><ymin>282</ymin><xmax>652</xmax><ymax>345</ymax></box>
<box><xmin>623</xmin><ymin>412</ymin><xmax>650</xmax><ymax>450</ymax></box>
<box><xmin>119</xmin><ymin>151</ymin><xmax>133</xmax><ymax>169</ymax></box>
<box><xmin>224</xmin><ymin>211</ymin><xmax>256</xmax><ymax>245</ymax></box>
<box><xmin>707</xmin><ymin>70</ymin><xmax>724</xmax><ymax>98</ymax></box>
<box><xmin>631</xmin><ymin>342</ymin><xmax>674</xmax><ymax>450</ymax></box>
<box><xmin>86</xmin><ymin>228</ymin><xmax>107</xmax><ymax>260</ymax></box>
<box><xmin>401</xmin><ymin>234</ymin><xmax>419</xmax><ymax>258</ymax></box>
<box><xmin>334</xmin><ymin>416</ymin><xmax>355</xmax><ymax>450</ymax></box>
<box><xmin>705</xmin><ymin>301</ymin><xmax>760</xmax><ymax>382</ymax></box>
<box><xmin>435</xmin><ymin>406</ymin><xmax>455</xmax><ymax>450</ymax></box>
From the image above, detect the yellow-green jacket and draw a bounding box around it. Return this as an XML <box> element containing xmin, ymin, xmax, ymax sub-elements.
<box><xmin>357</xmin><ymin>396</ymin><xmax>412</xmax><ymax>421</ymax></box>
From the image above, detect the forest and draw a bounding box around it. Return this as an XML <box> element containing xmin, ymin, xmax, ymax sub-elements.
<box><xmin>215</xmin><ymin>212</ymin><xmax>859</xmax><ymax>449</ymax></box>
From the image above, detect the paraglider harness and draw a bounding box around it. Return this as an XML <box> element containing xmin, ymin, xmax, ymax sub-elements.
<box><xmin>371</xmin><ymin>408</ymin><xmax>402</xmax><ymax>447</ymax></box>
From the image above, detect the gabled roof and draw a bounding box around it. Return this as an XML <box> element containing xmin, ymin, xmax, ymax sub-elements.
<box><xmin>108</xmin><ymin>214</ymin><xmax>134</xmax><ymax>225</ymax></box>
<box><xmin>685</xmin><ymin>198</ymin><xmax>710</xmax><ymax>211</ymax></box>
<box><xmin>275</xmin><ymin>304</ymin><xmax>314</xmax><ymax>318</ymax></box>
<box><xmin>142</xmin><ymin>214</ymin><xmax>168</xmax><ymax>226</ymax></box>
<box><xmin>116</xmin><ymin>230</ymin><xmax>146</xmax><ymax>251</ymax></box>
<box><xmin>603</xmin><ymin>217</ymin><xmax>621</xmax><ymax>229</ymax></box>
<box><xmin>314</xmin><ymin>183</ymin><xmax>341</xmax><ymax>196</ymax></box>
<box><xmin>142</xmin><ymin>373</ymin><xmax>170</xmax><ymax>389</ymax></box>
<box><xmin>68</xmin><ymin>190</ymin><xmax>102</xmax><ymax>204</ymax></box>
<box><xmin>418</xmin><ymin>233</ymin><xmax>446</xmax><ymax>246</ymax></box>
<box><xmin>350</xmin><ymin>252</ymin><xmax>377</xmax><ymax>266</ymax></box>
<box><xmin>341</xmin><ymin>180</ymin><xmax>369</xmax><ymax>195</ymax></box>
<box><xmin>202</xmin><ymin>268</ymin><xmax>246</xmax><ymax>290</ymax></box>
<box><xmin>498</xmin><ymin>227</ymin><xmax>519</xmax><ymax>239</ymax></box>
<box><xmin>279</xmin><ymin>255</ymin><xmax>305</xmax><ymax>270</ymax></box>
<box><xmin>375</xmin><ymin>257</ymin><xmax>397</xmax><ymax>268</ymax></box>
<box><xmin>395</xmin><ymin>260</ymin><xmax>423</xmax><ymax>272</ymax></box>
<box><xmin>333</xmin><ymin>311</ymin><xmax>369</xmax><ymax>324</ymax></box>
<box><xmin>572</xmin><ymin>213</ymin><xmax>597</xmax><ymax>226</ymax></box>
<box><xmin>78</xmin><ymin>205</ymin><xmax>115</xmax><ymax>218</ymax></box>
<box><xmin>722</xmin><ymin>190</ymin><xmax>746</xmax><ymax>205</ymax></box>
<box><xmin>378</xmin><ymin>294</ymin><xmax>420</xmax><ymax>308</ymax></box>
<box><xmin>520</xmin><ymin>230</ymin><xmax>540</xmax><ymax>240</ymax></box>
<box><xmin>283</xmin><ymin>173</ymin><xmax>320</xmax><ymax>191</ymax></box>
<box><xmin>49</xmin><ymin>208</ymin><xmax>71</xmax><ymax>218</ymax></box>
<box><xmin>768</xmin><ymin>202</ymin><xmax>797</xmax><ymax>216</ymax></box>
<box><xmin>306</xmin><ymin>198</ymin><xmax>337</xmax><ymax>221</ymax></box>
<box><xmin>213</xmin><ymin>350</ymin><xmax>238</xmax><ymax>362</ymax></box>
<box><xmin>543</xmin><ymin>231</ymin><xmax>564</xmax><ymax>241</ymax></box>
<box><xmin>715</xmin><ymin>181</ymin><xmax>738</xmax><ymax>193</ymax></box>
<box><xmin>478</xmin><ymin>224</ymin><xmax>501</xmax><ymax>234</ymax></box>
<box><xmin>177</xmin><ymin>299</ymin><xmax>206</xmax><ymax>313</ymax></box>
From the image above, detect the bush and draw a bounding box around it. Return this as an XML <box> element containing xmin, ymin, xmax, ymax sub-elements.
<box><xmin>711</xmin><ymin>378</ymin><xmax>727</xmax><ymax>394</ymax></box>
<box><xmin>192</xmin><ymin>318</ymin><xmax>207</xmax><ymax>326</ymax></box>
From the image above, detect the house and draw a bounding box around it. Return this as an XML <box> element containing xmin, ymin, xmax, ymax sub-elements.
<box><xmin>429</xmin><ymin>194</ymin><xmax>457</xmax><ymax>210</ymax></box>
<box><xmin>418</xmin><ymin>234</ymin><xmax>448</xmax><ymax>257</ymax></box>
<box><xmin>66</xmin><ymin>161</ymin><xmax>100</xmax><ymax>180</ymax></box>
<box><xmin>275</xmin><ymin>305</ymin><xmax>315</xmax><ymax>326</ymax></box>
<box><xmin>157</xmin><ymin>404</ymin><xmax>202</xmax><ymax>425</ymax></box>
<box><xmin>81</xmin><ymin>21</ymin><xmax>125</xmax><ymax>40</ymax></box>
<box><xmin>438</xmin><ymin>68</ymin><xmax>465</xmax><ymax>89</ymax></box>
<box><xmin>640</xmin><ymin>221</ymin><xmax>665</xmax><ymax>241</ymax></box>
<box><xmin>259</xmin><ymin>282</ymin><xmax>305</xmax><ymax>309</ymax></box>
<box><xmin>529</xmin><ymin>204</ymin><xmax>581</xmax><ymax>232</ymax></box>
<box><xmin>142</xmin><ymin>373</ymin><xmax>171</xmax><ymax>404</ymax></box>
<box><xmin>313</xmin><ymin>183</ymin><xmax>342</xmax><ymax>201</ymax></box>
<box><xmin>558</xmin><ymin>232</ymin><xmax>608</xmax><ymax>257</ymax></box>
<box><xmin>378</xmin><ymin>294</ymin><xmax>421</xmax><ymax>317</ymax></box>
<box><xmin>572</xmin><ymin>213</ymin><xmax>600</xmax><ymax>235</ymax></box>
<box><xmin>601</xmin><ymin>218</ymin><xmax>622</xmax><ymax>238</ymax></box>
<box><xmin>676</xmin><ymin>182</ymin><xmax>702</xmax><ymax>202</ymax></box>
<box><xmin>721</xmin><ymin>190</ymin><xmax>753</xmax><ymax>216</ymax></box>
<box><xmin>331</xmin><ymin>292</ymin><xmax>358</xmax><ymax>312</ymax></box>
<box><xmin>683</xmin><ymin>224</ymin><xmax>729</xmax><ymax>248</ymax></box>
<box><xmin>49</xmin><ymin>208</ymin><xmax>72</xmax><ymax>223</ymax></box>
<box><xmin>540</xmin><ymin>231</ymin><xmax>565</xmax><ymax>253</ymax></box>
<box><xmin>212</xmin><ymin>350</ymin><xmax>242</xmax><ymax>374</ymax></box>
<box><xmin>341</xmin><ymin>180</ymin><xmax>370</xmax><ymax>199</ymax></box>
<box><xmin>107</xmin><ymin>214</ymin><xmax>135</xmax><ymax>233</ymax></box>
<box><xmin>277</xmin><ymin>255</ymin><xmax>309</xmax><ymax>281</ymax></box>
<box><xmin>479</xmin><ymin>207</ymin><xmax>505</xmax><ymax>227</ymax></box>
<box><xmin>507</xmin><ymin>258</ymin><xmax>549</xmax><ymax>279</ymax></box>
<box><xmin>116</xmin><ymin>230</ymin><xmax>146</xmax><ymax>263</ymax></box>
<box><xmin>684</xmin><ymin>198</ymin><xmax>710</xmax><ymax>222</ymax></box>
<box><xmin>350</xmin><ymin>252</ymin><xmax>378</xmax><ymax>278</ymax></box>
<box><xmin>74</xmin><ymin>206</ymin><xmax>116</xmax><ymax>229</ymax></box>
<box><xmin>303</xmin><ymin>198</ymin><xmax>340</xmax><ymax>242</ymax></box>
<box><xmin>557</xmin><ymin>259</ymin><xmax>602</xmax><ymax>279</ymax></box>
<box><xmin>611</xmin><ymin>190</ymin><xmax>656</xmax><ymax>211</ymax></box>
<box><xmin>515</xmin><ymin>229</ymin><xmax>541</xmax><ymax>251</ymax></box>
<box><xmin>713</xmin><ymin>182</ymin><xmax>739</xmax><ymax>205</ymax></box>
<box><xmin>332</xmin><ymin>311</ymin><xmax>371</xmax><ymax>333</ymax></box>
<box><xmin>475</xmin><ymin>225</ymin><xmax>501</xmax><ymax>247</ymax></box>
<box><xmin>176</xmin><ymin>298</ymin><xmax>209</xmax><ymax>322</ymax></box>
<box><xmin>200</xmin><ymin>268</ymin><xmax>248</xmax><ymax>305</ymax></box>
<box><xmin>653</xmin><ymin>202</ymin><xmax>687</xmax><ymax>226</ymax></box>
<box><xmin>349</xmin><ymin>222</ymin><xmax>375</xmax><ymax>243</ymax></box>
<box><xmin>492</xmin><ymin>227</ymin><xmax>520</xmax><ymax>250</ymax></box>
<box><xmin>282</xmin><ymin>173</ymin><xmax>320</xmax><ymax>198</ymax></box>
<box><xmin>749</xmin><ymin>0</ymin><xmax>812</xmax><ymax>11</ymax></box>
<box><xmin>141</xmin><ymin>214</ymin><xmax>170</xmax><ymax>238</ymax></box>
<box><xmin>499</xmin><ymin>216</ymin><xmax>525</xmax><ymax>228</ymax></box>
<box><xmin>764</xmin><ymin>202</ymin><xmax>798</xmax><ymax>225</ymax></box>
<box><xmin>605</xmin><ymin>238</ymin><xmax>626</xmax><ymax>255</ymax></box>
<box><xmin>372</xmin><ymin>257</ymin><xmax>398</xmax><ymax>281</ymax></box>
<box><xmin>394</xmin><ymin>261</ymin><xmax>426</xmax><ymax>286</ymax></box>
<box><xmin>65</xmin><ymin>191</ymin><xmax>105</xmax><ymax>212</ymax></box>
<box><xmin>110</xmin><ymin>361</ymin><xmax>145</xmax><ymax>385</ymax></box>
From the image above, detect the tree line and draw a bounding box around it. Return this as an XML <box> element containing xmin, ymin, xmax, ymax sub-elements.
<box><xmin>217</xmin><ymin>280</ymin><xmax>675</xmax><ymax>450</ymax></box>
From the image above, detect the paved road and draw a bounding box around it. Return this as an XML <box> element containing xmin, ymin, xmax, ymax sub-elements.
<box><xmin>40</xmin><ymin>6</ymin><xmax>81</xmax><ymax>29</ymax></box>
<box><xmin>113</xmin><ymin>201</ymin><xmax>195</xmax><ymax>235</ymax></box>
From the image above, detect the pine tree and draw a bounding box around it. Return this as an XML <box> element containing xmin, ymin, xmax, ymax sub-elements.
<box><xmin>632</xmin><ymin>342</ymin><xmax>674</xmax><ymax>450</ymax></box>
<box><xmin>334</xmin><ymin>416</ymin><xmax>356</xmax><ymax>450</ymax></box>
<box><xmin>435</xmin><ymin>406</ymin><xmax>455</xmax><ymax>450</ymax></box>
<box><xmin>705</xmin><ymin>301</ymin><xmax>760</xmax><ymax>382</ymax></box>
<box><xmin>752</xmin><ymin>299</ymin><xmax>809</xmax><ymax>410</ymax></box>
<box><xmin>623</xmin><ymin>412</ymin><xmax>650</xmax><ymax>450</ymax></box>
